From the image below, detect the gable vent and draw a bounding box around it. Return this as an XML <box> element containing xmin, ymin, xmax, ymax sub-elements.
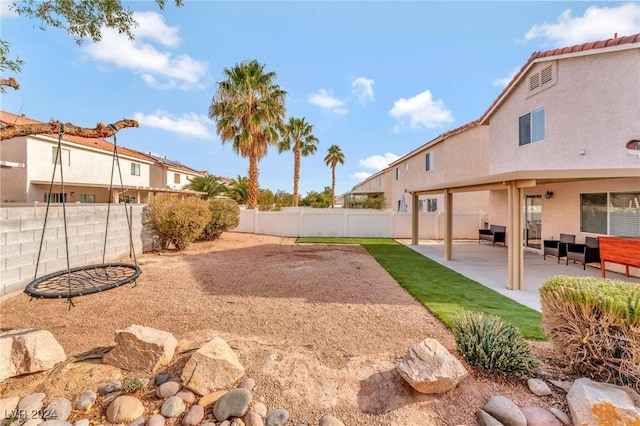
<box><xmin>541</xmin><ymin>65</ymin><xmax>553</xmax><ymax>85</ymax></box>
<box><xmin>529</xmin><ymin>74</ymin><xmax>540</xmax><ymax>90</ymax></box>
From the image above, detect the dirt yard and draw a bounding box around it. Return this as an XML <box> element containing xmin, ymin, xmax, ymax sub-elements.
<box><xmin>0</xmin><ymin>232</ymin><xmax>567</xmax><ymax>425</ymax></box>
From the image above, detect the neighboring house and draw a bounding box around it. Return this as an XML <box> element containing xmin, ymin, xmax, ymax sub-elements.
<box><xmin>0</xmin><ymin>111</ymin><xmax>205</xmax><ymax>203</ymax></box>
<box><xmin>132</xmin><ymin>151</ymin><xmax>207</xmax><ymax>191</ymax></box>
<box><xmin>354</xmin><ymin>33</ymin><xmax>640</xmax><ymax>288</ymax></box>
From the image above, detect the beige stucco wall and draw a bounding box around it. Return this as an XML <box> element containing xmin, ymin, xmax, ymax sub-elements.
<box><xmin>488</xmin><ymin>49</ymin><xmax>640</xmax><ymax>173</ymax></box>
<box><xmin>0</xmin><ymin>137</ymin><xmax>28</xmax><ymax>202</ymax></box>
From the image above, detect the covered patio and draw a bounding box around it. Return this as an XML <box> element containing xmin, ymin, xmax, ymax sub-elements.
<box><xmin>399</xmin><ymin>240</ymin><xmax>640</xmax><ymax>312</ymax></box>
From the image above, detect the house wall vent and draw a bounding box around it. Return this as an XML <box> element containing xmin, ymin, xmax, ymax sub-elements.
<box><xmin>541</xmin><ymin>65</ymin><xmax>553</xmax><ymax>85</ymax></box>
<box><xmin>529</xmin><ymin>74</ymin><xmax>540</xmax><ymax>91</ymax></box>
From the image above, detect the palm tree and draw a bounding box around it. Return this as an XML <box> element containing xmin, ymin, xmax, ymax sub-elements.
<box><xmin>209</xmin><ymin>60</ymin><xmax>287</xmax><ymax>209</ymax></box>
<box><xmin>278</xmin><ymin>117</ymin><xmax>319</xmax><ymax>207</ymax></box>
<box><xmin>324</xmin><ymin>145</ymin><xmax>345</xmax><ymax>208</ymax></box>
<box><xmin>183</xmin><ymin>175</ymin><xmax>226</xmax><ymax>199</ymax></box>
<box><xmin>227</xmin><ymin>175</ymin><xmax>249</xmax><ymax>205</ymax></box>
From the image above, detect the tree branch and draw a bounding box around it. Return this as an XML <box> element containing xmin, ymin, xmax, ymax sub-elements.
<box><xmin>0</xmin><ymin>77</ymin><xmax>20</xmax><ymax>90</ymax></box>
<box><xmin>0</xmin><ymin>119</ymin><xmax>139</xmax><ymax>141</ymax></box>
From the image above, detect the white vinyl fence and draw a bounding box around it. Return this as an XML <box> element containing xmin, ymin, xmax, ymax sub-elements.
<box><xmin>234</xmin><ymin>207</ymin><xmax>489</xmax><ymax>239</ymax></box>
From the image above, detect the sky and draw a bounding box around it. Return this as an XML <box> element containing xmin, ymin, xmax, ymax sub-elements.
<box><xmin>1</xmin><ymin>1</ymin><xmax>639</xmax><ymax>196</ymax></box>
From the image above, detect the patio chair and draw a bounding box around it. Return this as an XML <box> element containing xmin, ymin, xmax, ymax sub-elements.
<box><xmin>543</xmin><ymin>233</ymin><xmax>575</xmax><ymax>263</ymax></box>
<box><xmin>566</xmin><ymin>236</ymin><xmax>601</xmax><ymax>270</ymax></box>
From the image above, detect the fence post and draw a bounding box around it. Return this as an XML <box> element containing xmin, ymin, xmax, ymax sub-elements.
<box><xmin>298</xmin><ymin>209</ymin><xmax>303</xmax><ymax>237</ymax></box>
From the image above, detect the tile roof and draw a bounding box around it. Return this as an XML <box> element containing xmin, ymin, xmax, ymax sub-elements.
<box><xmin>479</xmin><ymin>33</ymin><xmax>640</xmax><ymax>124</ymax></box>
<box><xmin>130</xmin><ymin>149</ymin><xmax>207</xmax><ymax>176</ymax></box>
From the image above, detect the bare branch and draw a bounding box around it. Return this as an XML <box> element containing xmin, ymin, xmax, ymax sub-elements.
<box><xmin>0</xmin><ymin>119</ymin><xmax>138</xmax><ymax>141</ymax></box>
<box><xmin>0</xmin><ymin>77</ymin><xmax>19</xmax><ymax>90</ymax></box>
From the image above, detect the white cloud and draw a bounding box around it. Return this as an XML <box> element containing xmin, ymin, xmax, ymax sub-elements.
<box><xmin>0</xmin><ymin>2</ymin><xmax>17</xmax><ymax>19</ymax></box>
<box><xmin>524</xmin><ymin>3</ymin><xmax>640</xmax><ymax>46</ymax></box>
<box><xmin>390</xmin><ymin>90</ymin><xmax>454</xmax><ymax>130</ymax></box>
<box><xmin>133</xmin><ymin>110</ymin><xmax>214</xmax><ymax>139</ymax></box>
<box><xmin>351</xmin><ymin>77</ymin><xmax>375</xmax><ymax>104</ymax></box>
<box><xmin>492</xmin><ymin>67</ymin><xmax>520</xmax><ymax>88</ymax></box>
<box><xmin>352</xmin><ymin>172</ymin><xmax>372</xmax><ymax>181</ymax></box>
<box><xmin>82</xmin><ymin>12</ymin><xmax>207</xmax><ymax>90</ymax></box>
<box><xmin>359</xmin><ymin>153</ymin><xmax>399</xmax><ymax>170</ymax></box>
<box><xmin>308</xmin><ymin>89</ymin><xmax>348</xmax><ymax>114</ymax></box>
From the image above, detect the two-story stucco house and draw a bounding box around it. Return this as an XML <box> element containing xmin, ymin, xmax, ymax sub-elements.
<box><xmin>0</xmin><ymin>111</ymin><xmax>206</xmax><ymax>203</ymax></box>
<box><xmin>133</xmin><ymin>151</ymin><xmax>207</xmax><ymax>191</ymax></box>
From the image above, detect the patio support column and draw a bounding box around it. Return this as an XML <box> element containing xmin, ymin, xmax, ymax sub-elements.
<box><xmin>507</xmin><ymin>182</ymin><xmax>524</xmax><ymax>290</ymax></box>
<box><xmin>411</xmin><ymin>192</ymin><xmax>419</xmax><ymax>245</ymax></box>
<box><xmin>444</xmin><ymin>189</ymin><xmax>453</xmax><ymax>260</ymax></box>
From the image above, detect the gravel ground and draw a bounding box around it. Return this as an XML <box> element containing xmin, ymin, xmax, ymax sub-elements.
<box><xmin>0</xmin><ymin>232</ymin><xmax>566</xmax><ymax>425</ymax></box>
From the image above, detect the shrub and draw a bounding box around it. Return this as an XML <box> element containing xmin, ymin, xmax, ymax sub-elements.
<box><xmin>200</xmin><ymin>198</ymin><xmax>240</xmax><ymax>240</ymax></box>
<box><xmin>452</xmin><ymin>311</ymin><xmax>538</xmax><ymax>375</ymax></box>
<box><xmin>540</xmin><ymin>275</ymin><xmax>640</xmax><ymax>391</ymax></box>
<box><xmin>122</xmin><ymin>375</ymin><xmax>146</xmax><ymax>393</ymax></box>
<box><xmin>144</xmin><ymin>194</ymin><xmax>211</xmax><ymax>251</ymax></box>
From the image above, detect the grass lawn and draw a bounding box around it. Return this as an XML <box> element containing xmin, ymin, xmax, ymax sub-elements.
<box><xmin>297</xmin><ymin>237</ymin><xmax>545</xmax><ymax>340</ymax></box>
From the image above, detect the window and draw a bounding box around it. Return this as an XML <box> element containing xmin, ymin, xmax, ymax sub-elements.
<box><xmin>44</xmin><ymin>192</ymin><xmax>67</xmax><ymax>202</ymax></box>
<box><xmin>405</xmin><ymin>163</ymin><xmax>409</xmax><ymax>171</ymax></box>
<box><xmin>395</xmin><ymin>167</ymin><xmax>399</xmax><ymax>180</ymax></box>
<box><xmin>425</xmin><ymin>153</ymin><xmax>434</xmax><ymax>171</ymax></box>
<box><xmin>131</xmin><ymin>163</ymin><xmax>141</xmax><ymax>176</ymax></box>
<box><xmin>418</xmin><ymin>198</ymin><xmax>438</xmax><ymax>212</ymax></box>
<box><xmin>519</xmin><ymin>107</ymin><xmax>545</xmax><ymax>146</ymax></box>
<box><xmin>77</xmin><ymin>194</ymin><xmax>95</xmax><ymax>203</ymax></box>
<box><xmin>174</xmin><ymin>173</ymin><xmax>180</xmax><ymax>184</ymax></box>
<box><xmin>52</xmin><ymin>147</ymin><xmax>70</xmax><ymax>166</ymax></box>
<box><xmin>581</xmin><ymin>192</ymin><xmax>640</xmax><ymax>237</ymax></box>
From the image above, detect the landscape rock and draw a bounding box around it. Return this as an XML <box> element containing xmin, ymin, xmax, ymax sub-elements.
<box><xmin>567</xmin><ymin>378</ymin><xmax>640</xmax><ymax>425</ymax></box>
<box><xmin>74</xmin><ymin>390</ymin><xmax>96</xmax><ymax>411</ymax></box>
<box><xmin>181</xmin><ymin>337</ymin><xmax>245</xmax><ymax>396</ymax></box>
<box><xmin>318</xmin><ymin>414</ymin><xmax>344</xmax><ymax>426</ymax></box>
<box><xmin>105</xmin><ymin>396</ymin><xmax>145</xmax><ymax>424</ymax></box>
<box><xmin>127</xmin><ymin>418</ymin><xmax>145</xmax><ymax>426</ymax></box>
<box><xmin>176</xmin><ymin>390</ymin><xmax>196</xmax><ymax>404</ymax></box>
<box><xmin>477</xmin><ymin>410</ymin><xmax>503</xmax><ymax>426</ymax></box>
<box><xmin>18</xmin><ymin>393</ymin><xmax>46</xmax><ymax>414</ymax></box>
<box><xmin>102</xmin><ymin>325</ymin><xmax>177</xmax><ymax>373</ymax></box>
<box><xmin>548</xmin><ymin>407</ymin><xmax>571</xmax><ymax>425</ymax></box>
<box><xmin>181</xmin><ymin>405</ymin><xmax>205</xmax><ymax>426</ymax></box>
<box><xmin>238</xmin><ymin>378</ymin><xmax>256</xmax><ymax>392</ymax></box>
<box><xmin>157</xmin><ymin>381</ymin><xmax>181</xmax><ymax>398</ymax></box>
<box><xmin>147</xmin><ymin>414</ymin><xmax>165</xmax><ymax>426</ymax></box>
<box><xmin>483</xmin><ymin>395</ymin><xmax>527</xmax><ymax>426</ymax></box>
<box><xmin>39</xmin><ymin>421</ymin><xmax>72</xmax><ymax>426</ymax></box>
<box><xmin>97</xmin><ymin>381</ymin><xmax>122</xmax><ymax>395</ymax></box>
<box><xmin>264</xmin><ymin>409</ymin><xmax>289</xmax><ymax>426</ymax></box>
<box><xmin>527</xmin><ymin>378</ymin><xmax>552</xmax><ymax>396</ymax></box>
<box><xmin>155</xmin><ymin>374</ymin><xmax>170</xmax><ymax>386</ymax></box>
<box><xmin>45</xmin><ymin>399</ymin><xmax>72</xmax><ymax>421</ymax></box>
<box><xmin>549</xmin><ymin>380</ymin><xmax>572</xmax><ymax>392</ymax></box>
<box><xmin>0</xmin><ymin>329</ymin><xmax>66</xmax><ymax>381</ymax></box>
<box><xmin>0</xmin><ymin>397</ymin><xmax>20</xmax><ymax>419</ymax></box>
<box><xmin>243</xmin><ymin>412</ymin><xmax>264</xmax><ymax>426</ymax></box>
<box><xmin>520</xmin><ymin>406</ymin><xmax>562</xmax><ymax>426</ymax></box>
<box><xmin>73</xmin><ymin>419</ymin><xmax>89</xmax><ymax>426</ymax></box>
<box><xmin>213</xmin><ymin>388</ymin><xmax>252</xmax><ymax>421</ymax></box>
<box><xmin>160</xmin><ymin>396</ymin><xmax>186</xmax><ymax>418</ymax></box>
<box><xmin>198</xmin><ymin>391</ymin><xmax>228</xmax><ymax>409</ymax></box>
<box><xmin>397</xmin><ymin>338</ymin><xmax>468</xmax><ymax>394</ymax></box>
<box><xmin>252</xmin><ymin>402</ymin><xmax>268</xmax><ymax>418</ymax></box>
<box><xmin>231</xmin><ymin>419</ymin><xmax>245</xmax><ymax>426</ymax></box>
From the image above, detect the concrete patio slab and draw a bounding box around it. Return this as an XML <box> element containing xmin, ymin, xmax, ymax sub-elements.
<box><xmin>398</xmin><ymin>240</ymin><xmax>640</xmax><ymax>312</ymax></box>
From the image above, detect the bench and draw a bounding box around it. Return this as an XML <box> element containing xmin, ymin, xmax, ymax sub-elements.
<box><xmin>598</xmin><ymin>236</ymin><xmax>640</xmax><ymax>278</ymax></box>
<box><xmin>479</xmin><ymin>225</ymin><xmax>506</xmax><ymax>247</ymax></box>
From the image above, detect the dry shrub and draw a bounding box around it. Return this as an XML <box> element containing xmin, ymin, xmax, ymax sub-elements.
<box><xmin>200</xmin><ymin>198</ymin><xmax>240</xmax><ymax>241</ymax></box>
<box><xmin>540</xmin><ymin>275</ymin><xmax>640</xmax><ymax>391</ymax></box>
<box><xmin>144</xmin><ymin>194</ymin><xmax>211</xmax><ymax>251</ymax></box>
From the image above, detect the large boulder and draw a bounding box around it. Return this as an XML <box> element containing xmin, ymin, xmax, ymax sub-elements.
<box><xmin>567</xmin><ymin>378</ymin><xmax>640</xmax><ymax>425</ymax></box>
<box><xmin>0</xmin><ymin>329</ymin><xmax>66</xmax><ymax>382</ymax></box>
<box><xmin>181</xmin><ymin>337</ymin><xmax>245</xmax><ymax>396</ymax></box>
<box><xmin>397</xmin><ymin>338</ymin><xmax>467</xmax><ymax>394</ymax></box>
<box><xmin>102</xmin><ymin>325</ymin><xmax>177</xmax><ymax>373</ymax></box>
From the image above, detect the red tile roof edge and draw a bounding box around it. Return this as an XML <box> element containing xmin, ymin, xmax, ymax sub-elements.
<box><xmin>479</xmin><ymin>33</ymin><xmax>640</xmax><ymax>124</ymax></box>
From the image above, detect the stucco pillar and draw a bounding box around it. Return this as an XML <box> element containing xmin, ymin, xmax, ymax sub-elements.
<box><xmin>507</xmin><ymin>182</ymin><xmax>524</xmax><ymax>290</ymax></box>
<box><xmin>444</xmin><ymin>189</ymin><xmax>453</xmax><ymax>260</ymax></box>
<box><xmin>411</xmin><ymin>193</ymin><xmax>419</xmax><ymax>245</ymax></box>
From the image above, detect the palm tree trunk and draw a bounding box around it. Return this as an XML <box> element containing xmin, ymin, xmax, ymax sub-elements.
<box><xmin>248</xmin><ymin>155</ymin><xmax>259</xmax><ymax>209</ymax></box>
<box><xmin>293</xmin><ymin>146</ymin><xmax>300</xmax><ymax>207</ymax></box>
<box><xmin>331</xmin><ymin>165</ymin><xmax>336</xmax><ymax>208</ymax></box>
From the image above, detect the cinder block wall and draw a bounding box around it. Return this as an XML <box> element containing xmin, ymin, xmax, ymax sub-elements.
<box><xmin>0</xmin><ymin>204</ymin><xmax>144</xmax><ymax>297</ymax></box>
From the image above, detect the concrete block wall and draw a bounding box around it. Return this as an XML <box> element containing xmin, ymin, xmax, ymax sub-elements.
<box><xmin>0</xmin><ymin>203</ymin><xmax>144</xmax><ymax>297</ymax></box>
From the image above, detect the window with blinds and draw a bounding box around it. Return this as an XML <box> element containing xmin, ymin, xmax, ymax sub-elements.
<box><xmin>580</xmin><ymin>192</ymin><xmax>640</xmax><ymax>237</ymax></box>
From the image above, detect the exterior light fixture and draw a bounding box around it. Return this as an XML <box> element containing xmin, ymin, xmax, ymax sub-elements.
<box><xmin>627</xmin><ymin>139</ymin><xmax>640</xmax><ymax>158</ymax></box>
<box><xmin>545</xmin><ymin>191</ymin><xmax>554</xmax><ymax>199</ymax></box>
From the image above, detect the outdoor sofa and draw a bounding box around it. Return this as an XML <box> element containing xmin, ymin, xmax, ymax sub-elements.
<box><xmin>543</xmin><ymin>233</ymin><xmax>575</xmax><ymax>263</ymax></box>
<box><xmin>566</xmin><ymin>236</ymin><xmax>601</xmax><ymax>270</ymax></box>
<box><xmin>478</xmin><ymin>225</ymin><xmax>506</xmax><ymax>247</ymax></box>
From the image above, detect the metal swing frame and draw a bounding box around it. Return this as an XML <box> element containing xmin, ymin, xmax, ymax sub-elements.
<box><xmin>24</xmin><ymin>125</ymin><xmax>141</xmax><ymax>304</ymax></box>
